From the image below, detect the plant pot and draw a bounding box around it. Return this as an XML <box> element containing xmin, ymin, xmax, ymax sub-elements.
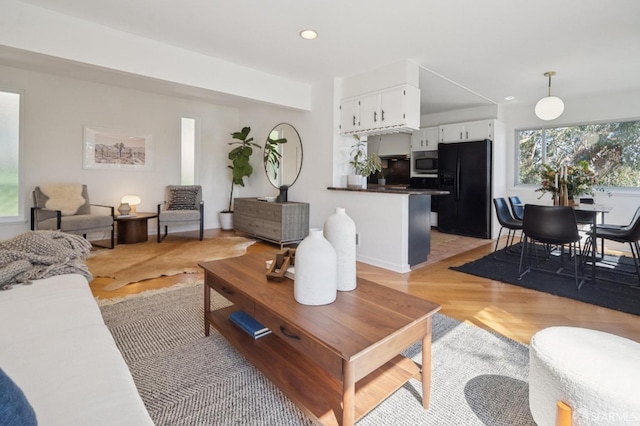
<box><xmin>218</xmin><ymin>211</ymin><xmax>234</xmax><ymax>230</ymax></box>
<box><xmin>347</xmin><ymin>174</ymin><xmax>363</xmax><ymax>189</ymax></box>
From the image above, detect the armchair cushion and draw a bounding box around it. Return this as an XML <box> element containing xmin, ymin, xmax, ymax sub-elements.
<box><xmin>35</xmin><ymin>184</ymin><xmax>90</xmax><ymax>216</ymax></box>
<box><xmin>167</xmin><ymin>186</ymin><xmax>200</xmax><ymax>210</ymax></box>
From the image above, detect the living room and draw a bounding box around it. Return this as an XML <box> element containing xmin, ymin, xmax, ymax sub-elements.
<box><xmin>2</xmin><ymin>1</ymin><xmax>640</xmax><ymax>425</ymax></box>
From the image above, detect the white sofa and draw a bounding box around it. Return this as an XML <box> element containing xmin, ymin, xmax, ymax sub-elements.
<box><xmin>0</xmin><ymin>274</ymin><xmax>153</xmax><ymax>425</ymax></box>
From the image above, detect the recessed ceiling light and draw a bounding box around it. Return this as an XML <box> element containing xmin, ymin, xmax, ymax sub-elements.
<box><xmin>300</xmin><ymin>29</ymin><xmax>318</xmax><ymax>40</ymax></box>
<box><xmin>504</xmin><ymin>96</ymin><xmax>516</xmax><ymax>101</ymax></box>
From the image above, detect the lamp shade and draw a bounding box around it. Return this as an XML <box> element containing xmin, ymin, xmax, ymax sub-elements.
<box><xmin>535</xmin><ymin>96</ymin><xmax>565</xmax><ymax>121</ymax></box>
<box><xmin>120</xmin><ymin>195</ymin><xmax>141</xmax><ymax>205</ymax></box>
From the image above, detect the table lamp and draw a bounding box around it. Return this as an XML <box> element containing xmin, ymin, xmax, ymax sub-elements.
<box><xmin>120</xmin><ymin>195</ymin><xmax>141</xmax><ymax>214</ymax></box>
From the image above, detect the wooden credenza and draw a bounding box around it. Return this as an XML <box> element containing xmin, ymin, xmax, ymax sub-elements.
<box><xmin>233</xmin><ymin>197</ymin><xmax>309</xmax><ymax>246</ymax></box>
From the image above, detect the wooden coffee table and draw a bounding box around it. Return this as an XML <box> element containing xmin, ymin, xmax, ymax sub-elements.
<box><xmin>200</xmin><ymin>252</ymin><xmax>440</xmax><ymax>426</ymax></box>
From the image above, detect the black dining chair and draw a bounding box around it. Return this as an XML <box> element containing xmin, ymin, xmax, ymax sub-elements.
<box><xmin>493</xmin><ymin>198</ymin><xmax>523</xmax><ymax>252</ymax></box>
<box><xmin>584</xmin><ymin>206</ymin><xmax>640</xmax><ymax>286</ymax></box>
<box><xmin>518</xmin><ymin>204</ymin><xmax>582</xmax><ymax>289</ymax></box>
<box><xmin>508</xmin><ymin>196</ymin><xmax>524</xmax><ymax>221</ymax></box>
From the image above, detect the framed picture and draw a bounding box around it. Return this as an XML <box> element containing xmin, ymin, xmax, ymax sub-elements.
<box><xmin>83</xmin><ymin>127</ymin><xmax>153</xmax><ymax>171</ymax></box>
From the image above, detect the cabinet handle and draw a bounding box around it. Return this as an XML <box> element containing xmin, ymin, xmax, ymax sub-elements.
<box><xmin>352</xmin><ymin>116</ymin><xmax>356</xmax><ymax>126</ymax></box>
<box><xmin>280</xmin><ymin>326</ymin><xmax>301</xmax><ymax>340</ymax></box>
<box><xmin>466</xmin><ymin>131</ymin><xmax>469</xmax><ymax>139</ymax></box>
<box><xmin>381</xmin><ymin>110</ymin><xmax>385</xmax><ymax>122</ymax></box>
<box><xmin>374</xmin><ymin>111</ymin><xmax>377</xmax><ymax>122</ymax></box>
<box><xmin>460</xmin><ymin>131</ymin><xmax>463</xmax><ymax>139</ymax></box>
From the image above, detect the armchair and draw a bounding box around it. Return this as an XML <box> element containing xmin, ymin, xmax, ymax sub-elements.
<box><xmin>157</xmin><ymin>185</ymin><xmax>204</xmax><ymax>242</ymax></box>
<box><xmin>31</xmin><ymin>184</ymin><xmax>115</xmax><ymax>249</ymax></box>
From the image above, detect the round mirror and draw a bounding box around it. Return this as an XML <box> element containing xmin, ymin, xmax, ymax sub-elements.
<box><xmin>264</xmin><ymin>123</ymin><xmax>303</xmax><ymax>189</ymax></box>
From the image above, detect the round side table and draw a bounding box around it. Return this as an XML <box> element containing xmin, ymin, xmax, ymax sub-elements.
<box><xmin>115</xmin><ymin>212</ymin><xmax>158</xmax><ymax>244</ymax></box>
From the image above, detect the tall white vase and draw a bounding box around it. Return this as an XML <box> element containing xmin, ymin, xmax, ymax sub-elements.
<box><xmin>294</xmin><ymin>229</ymin><xmax>337</xmax><ymax>305</ymax></box>
<box><xmin>324</xmin><ymin>207</ymin><xmax>357</xmax><ymax>291</ymax></box>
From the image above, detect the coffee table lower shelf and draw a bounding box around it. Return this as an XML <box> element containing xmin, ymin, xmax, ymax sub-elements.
<box><xmin>206</xmin><ymin>306</ymin><xmax>421</xmax><ymax>426</ymax></box>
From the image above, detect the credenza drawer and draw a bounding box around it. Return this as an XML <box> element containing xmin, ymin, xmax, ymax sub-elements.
<box><xmin>207</xmin><ymin>274</ymin><xmax>254</xmax><ymax>316</ymax></box>
<box><xmin>254</xmin><ymin>304</ymin><xmax>342</xmax><ymax>378</ymax></box>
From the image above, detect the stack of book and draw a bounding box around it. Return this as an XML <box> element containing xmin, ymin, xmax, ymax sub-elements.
<box><xmin>229</xmin><ymin>310</ymin><xmax>272</xmax><ymax>339</ymax></box>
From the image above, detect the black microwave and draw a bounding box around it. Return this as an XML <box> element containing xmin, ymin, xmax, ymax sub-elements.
<box><xmin>414</xmin><ymin>157</ymin><xmax>438</xmax><ymax>174</ymax></box>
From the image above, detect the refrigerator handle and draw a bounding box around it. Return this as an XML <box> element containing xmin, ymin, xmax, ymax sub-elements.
<box><xmin>456</xmin><ymin>157</ymin><xmax>461</xmax><ymax>200</ymax></box>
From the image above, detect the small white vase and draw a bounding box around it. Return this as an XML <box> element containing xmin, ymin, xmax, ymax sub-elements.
<box><xmin>324</xmin><ymin>207</ymin><xmax>357</xmax><ymax>291</ymax></box>
<box><xmin>294</xmin><ymin>229</ymin><xmax>337</xmax><ymax>305</ymax></box>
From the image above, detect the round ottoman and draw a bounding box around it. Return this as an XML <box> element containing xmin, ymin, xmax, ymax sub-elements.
<box><xmin>529</xmin><ymin>326</ymin><xmax>640</xmax><ymax>426</ymax></box>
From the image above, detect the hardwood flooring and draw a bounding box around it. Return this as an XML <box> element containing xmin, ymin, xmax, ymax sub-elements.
<box><xmin>89</xmin><ymin>229</ymin><xmax>640</xmax><ymax>345</ymax></box>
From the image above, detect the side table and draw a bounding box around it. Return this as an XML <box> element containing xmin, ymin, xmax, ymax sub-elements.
<box><xmin>115</xmin><ymin>212</ymin><xmax>158</xmax><ymax>244</ymax></box>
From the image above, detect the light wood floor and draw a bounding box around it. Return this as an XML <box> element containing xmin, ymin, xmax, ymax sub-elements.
<box><xmin>89</xmin><ymin>229</ymin><xmax>640</xmax><ymax>345</ymax></box>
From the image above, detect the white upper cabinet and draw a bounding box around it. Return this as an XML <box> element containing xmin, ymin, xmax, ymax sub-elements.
<box><xmin>411</xmin><ymin>126</ymin><xmax>439</xmax><ymax>151</ymax></box>
<box><xmin>340</xmin><ymin>97</ymin><xmax>360</xmax><ymax>134</ymax></box>
<box><xmin>340</xmin><ymin>84</ymin><xmax>420</xmax><ymax>136</ymax></box>
<box><xmin>439</xmin><ymin>119</ymin><xmax>494</xmax><ymax>143</ymax></box>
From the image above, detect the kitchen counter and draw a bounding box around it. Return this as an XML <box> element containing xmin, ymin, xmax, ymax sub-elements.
<box><xmin>326</xmin><ymin>186</ymin><xmax>448</xmax><ymax>272</ymax></box>
<box><xmin>327</xmin><ymin>186</ymin><xmax>449</xmax><ymax>195</ymax></box>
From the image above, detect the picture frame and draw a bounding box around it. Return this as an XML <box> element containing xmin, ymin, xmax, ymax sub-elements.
<box><xmin>83</xmin><ymin>126</ymin><xmax>153</xmax><ymax>171</ymax></box>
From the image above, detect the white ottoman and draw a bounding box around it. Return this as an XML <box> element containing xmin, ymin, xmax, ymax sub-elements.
<box><xmin>529</xmin><ymin>326</ymin><xmax>640</xmax><ymax>426</ymax></box>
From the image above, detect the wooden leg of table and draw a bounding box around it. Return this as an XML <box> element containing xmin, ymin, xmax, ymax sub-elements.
<box><xmin>422</xmin><ymin>322</ymin><xmax>433</xmax><ymax>409</ymax></box>
<box><xmin>204</xmin><ymin>282</ymin><xmax>210</xmax><ymax>336</ymax></box>
<box><xmin>342</xmin><ymin>360</ymin><xmax>355</xmax><ymax>426</ymax></box>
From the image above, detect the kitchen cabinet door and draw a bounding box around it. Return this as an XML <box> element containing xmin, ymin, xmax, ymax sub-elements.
<box><xmin>340</xmin><ymin>97</ymin><xmax>360</xmax><ymax>134</ymax></box>
<box><xmin>359</xmin><ymin>93</ymin><xmax>381</xmax><ymax>130</ymax></box>
<box><xmin>464</xmin><ymin>120</ymin><xmax>493</xmax><ymax>141</ymax></box>
<box><xmin>379</xmin><ymin>87</ymin><xmax>407</xmax><ymax>128</ymax></box>
<box><xmin>411</xmin><ymin>126</ymin><xmax>439</xmax><ymax>151</ymax></box>
<box><xmin>440</xmin><ymin>123</ymin><xmax>465</xmax><ymax>143</ymax></box>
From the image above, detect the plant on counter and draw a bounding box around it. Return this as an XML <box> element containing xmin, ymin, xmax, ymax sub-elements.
<box><xmin>348</xmin><ymin>136</ymin><xmax>382</xmax><ymax>187</ymax></box>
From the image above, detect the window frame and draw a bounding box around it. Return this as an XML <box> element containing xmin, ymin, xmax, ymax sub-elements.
<box><xmin>0</xmin><ymin>88</ymin><xmax>24</xmax><ymax>224</ymax></box>
<box><xmin>515</xmin><ymin>116</ymin><xmax>640</xmax><ymax>194</ymax></box>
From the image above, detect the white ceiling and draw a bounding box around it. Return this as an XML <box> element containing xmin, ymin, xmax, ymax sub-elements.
<box><xmin>7</xmin><ymin>0</ymin><xmax>640</xmax><ymax>114</ymax></box>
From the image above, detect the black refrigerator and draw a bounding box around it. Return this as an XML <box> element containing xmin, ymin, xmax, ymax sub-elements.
<box><xmin>437</xmin><ymin>139</ymin><xmax>492</xmax><ymax>238</ymax></box>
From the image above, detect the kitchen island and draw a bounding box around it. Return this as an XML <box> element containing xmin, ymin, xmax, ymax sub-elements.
<box><xmin>327</xmin><ymin>186</ymin><xmax>448</xmax><ymax>272</ymax></box>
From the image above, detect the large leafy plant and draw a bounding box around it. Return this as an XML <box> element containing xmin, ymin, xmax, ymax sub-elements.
<box><xmin>349</xmin><ymin>136</ymin><xmax>382</xmax><ymax>177</ymax></box>
<box><xmin>225</xmin><ymin>127</ymin><xmax>261</xmax><ymax>212</ymax></box>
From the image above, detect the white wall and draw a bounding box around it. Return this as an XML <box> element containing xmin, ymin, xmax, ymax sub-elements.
<box><xmin>0</xmin><ymin>64</ymin><xmax>243</xmax><ymax>239</ymax></box>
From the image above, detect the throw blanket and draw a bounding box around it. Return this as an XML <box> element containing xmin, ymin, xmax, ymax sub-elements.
<box><xmin>0</xmin><ymin>231</ymin><xmax>93</xmax><ymax>290</ymax></box>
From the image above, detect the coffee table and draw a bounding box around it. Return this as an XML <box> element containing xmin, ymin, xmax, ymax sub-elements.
<box><xmin>199</xmin><ymin>252</ymin><xmax>440</xmax><ymax>426</ymax></box>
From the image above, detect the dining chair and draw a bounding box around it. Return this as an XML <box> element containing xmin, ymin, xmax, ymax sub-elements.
<box><xmin>508</xmin><ymin>196</ymin><xmax>524</xmax><ymax>221</ymax></box>
<box><xmin>583</xmin><ymin>206</ymin><xmax>640</xmax><ymax>286</ymax></box>
<box><xmin>518</xmin><ymin>205</ymin><xmax>582</xmax><ymax>289</ymax></box>
<box><xmin>493</xmin><ymin>198</ymin><xmax>523</xmax><ymax>252</ymax></box>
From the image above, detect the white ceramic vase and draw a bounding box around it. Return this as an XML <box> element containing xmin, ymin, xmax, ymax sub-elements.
<box><xmin>324</xmin><ymin>207</ymin><xmax>357</xmax><ymax>291</ymax></box>
<box><xmin>294</xmin><ymin>229</ymin><xmax>337</xmax><ymax>305</ymax></box>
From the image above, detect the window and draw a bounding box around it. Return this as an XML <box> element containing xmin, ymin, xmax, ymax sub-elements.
<box><xmin>0</xmin><ymin>90</ymin><xmax>20</xmax><ymax>219</ymax></box>
<box><xmin>517</xmin><ymin>119</ymin><xmax>640</xmax><ymax>188</ymax></box>
<box><xmin>181</xmin><ymin>117</ymin><xmax>196</xmax><ymax>185</ymax></box>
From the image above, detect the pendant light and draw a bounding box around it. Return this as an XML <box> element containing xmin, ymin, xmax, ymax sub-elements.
<box><xmin>535</xmin><ymin>71</ymin><xmax>564</xmax><ymax>121</ymax></box>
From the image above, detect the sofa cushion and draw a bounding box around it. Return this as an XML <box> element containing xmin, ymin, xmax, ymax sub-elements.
<box><xmin>38</xmin><ymin>214</ymin><xmax>114</xmax><ymax>233</ymax></box>
<box><xmin>0</xmin><ymin>367</ymin><xmax>37</xmax><ymax>426</ymax></box>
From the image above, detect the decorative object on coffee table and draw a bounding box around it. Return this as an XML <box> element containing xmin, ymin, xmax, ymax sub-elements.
<box><xmin>266</xmin><ymin>248</ymin><xmax>296</xmax><ymax>281</ymax></box>
<box><xmin>294</xmin><ymin>229</ymin><xmax>337</xmax><ymax>305</ymax></box>
<box><xmin>324</xmin><ymin>207</ymin><xmax>357</xmax><ymax>291</ymax></box>
<box><xmin>117</xmin><ymin>202</ymin><xmax>131</xmax><ymax>215</ymax></box>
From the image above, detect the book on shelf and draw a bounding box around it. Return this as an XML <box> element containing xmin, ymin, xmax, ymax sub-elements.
<box><xmin>229</xmin><ymin>310</ymin><xmax>272</xmax><ymax>339</ymax></box>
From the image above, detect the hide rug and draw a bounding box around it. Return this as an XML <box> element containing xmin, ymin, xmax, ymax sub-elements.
<box><xmin>87</xmin><ymin>235</ymin><xmax>255</xmax><ymax>291</ymax></box>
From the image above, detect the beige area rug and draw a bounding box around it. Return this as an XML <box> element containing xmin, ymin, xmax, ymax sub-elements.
<box><xmin>87</xmin><ymin>236</ymin><xmax>255</xmax><ymax>291</ymax></box>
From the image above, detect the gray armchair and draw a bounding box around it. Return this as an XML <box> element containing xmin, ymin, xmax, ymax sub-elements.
<box><xmin>157</xmin><ymin>185</ymin><xmax>204</xmax><ymax>242</ymax></box>
<box><xmin>31</xmin><ymin>184</ymin><xmax>115</xmax><ymax>249</ymax></box>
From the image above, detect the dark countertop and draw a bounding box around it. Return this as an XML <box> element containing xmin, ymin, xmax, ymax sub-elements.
<box><xmin>327</xmin><ymin>186</ymin><xmax>449</xmax><ymax>195</ymax></box>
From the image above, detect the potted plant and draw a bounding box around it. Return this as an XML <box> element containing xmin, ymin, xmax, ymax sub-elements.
<box><xmin>347</xmin><ymin>135</ymin><xmax>382</xmax><ymax>189</ymax></box>
<box><xmin>219</xmin><ymin>126</ymin><xmax>261</xmax><ymax>230</ymax></box>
